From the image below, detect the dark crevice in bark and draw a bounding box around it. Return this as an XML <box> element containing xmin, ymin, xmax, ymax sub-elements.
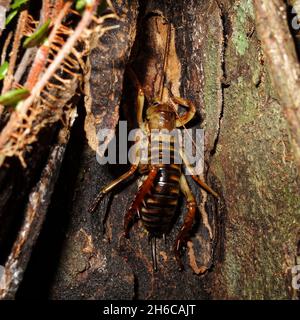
<box><xmin>15</xmin><ymin>98</ymin><xmax>86</xmax><ymax>299</ymax></box>
<box><xmin>209</xmin><ymin>4</ymin><xmax>228</xmax><ymax>161</ymax></box>
<box><xmin>0</xmin><ymin>124</ymin><xmax>59</xmax><ymax>265</ymax></box>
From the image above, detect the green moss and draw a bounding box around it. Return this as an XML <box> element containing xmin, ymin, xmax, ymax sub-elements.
<box><xmin>232</xmin><ymin>0</ymin><xmax>255</xmax><ymax>56</ymax></box>
<box><xmin>202</xmin><ymin>33</ymin><xmax>223</xmax><ymax>150</ymax></box>
<box><xmin>233</xmin><ymin>32</ymin><xmax>249</xmax><ymax>56</ymax></box>
<box><xmin>218</xmin><ymin>74</ymin><xmax>300</xmax><ymax>298</ymax></box>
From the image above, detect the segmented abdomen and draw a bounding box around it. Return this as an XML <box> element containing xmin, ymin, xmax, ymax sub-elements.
<box><xmin>140</xmin><ymin>135</ymin><xmax>181</xmax><ymax>236</ymax></box>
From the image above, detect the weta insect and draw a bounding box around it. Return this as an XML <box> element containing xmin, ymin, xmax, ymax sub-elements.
<box><xmin>89</xmin><ymin>19</ymin><xmax>219</xmax><ymax>271</ymax></box>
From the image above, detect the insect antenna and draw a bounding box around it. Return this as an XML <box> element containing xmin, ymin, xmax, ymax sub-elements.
<box><xmin>158</xmin><ymin>19</ymin><xmax>172</xmax><ymax>101</ymax></box>
<box><xmin>158</xmin><ymin>14</ymin><xmax>206</xmax><ymax>165</ymax></box>
<box><xmin>169</xmin><ymin>97</ymin><xmax>199</xmax><ymax>157</ymax></box>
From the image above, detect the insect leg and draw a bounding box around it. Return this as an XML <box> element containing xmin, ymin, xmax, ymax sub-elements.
<box><xmin>174</xmin><ymin>174</ymin><xmax>197</xmax><ymax>271</ymax></box>
<box><xmin>88</xmin><ymin>165</ymin><xmax>138</xmax><ymax>213</ymax></box>
<box><xmin>124</xmin><ymin>166</ymin><xmax>159</xmax><ymax>237</ymax></box>
<box><xmin>171</xmin><ymin>96</ymin><xmax>196</xmax><ymax>127</ymax></box>
<box><xmin>179</xmin><ymin>149</ymin><xmax>219</xmax><ymax>199</ymax></box>
<box><xmin>127</xmin><ymin>67</ymin><xmax>145</xmax><ymax>128</ymax></box>
<box><xmin>191</xmin><ymin>175</ymin><xmax>219</xmax><ymax>199</ymax></box>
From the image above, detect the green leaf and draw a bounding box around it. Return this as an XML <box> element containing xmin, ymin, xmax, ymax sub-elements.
<box><xmin>23</xmin><ymin>19</ymin><xmax>51</xmax><ymax>48</ymax></box>
<box><xmin>75</xmin><ymin>0</ymin><xmax>100</xmax><ymax>11</ymax></box>
<box><xmin>10</xmin><ymin>0</ymin><xmax>29</xmax><ymax>10</ymax></box>
<box><xmin>5</xmin><ymin>0</ymin><xmax>29</xmax><ymax>26</ymax></box>
<box><xmin>75</xmin><ymin>0</ymin><xmax>87</xmax><ymax>11</ymax></box>
<box><xmin>5</xmin><ymin>9</ymin><xmax>18</xmax><ymax>26</ymax></box>
<box><xmin>0</xmin><ymin>62</ymin><xmax>9</xmax><ymax>81</ymax></box>
<box><xmin>0</xmin><ymin>88</ymin><xmax>30</xmax><ymax>107</ymax></box>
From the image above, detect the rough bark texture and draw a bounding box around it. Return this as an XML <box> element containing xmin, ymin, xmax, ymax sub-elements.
<box><xmin>0</xmin><ymin>0</ymin><xmax>299</xmax><ymax>300</ymax></box>
<box><xmin>17</xmin><ymin>0</ymin><xmax>224</xmax><ymax>300</ymax></box>
<box><xmin>209</xmin><ymin>0</ymin><xmax>300</xmax><ymax>299</ymax></box>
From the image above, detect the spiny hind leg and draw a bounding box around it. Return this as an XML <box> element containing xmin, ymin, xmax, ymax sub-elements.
<box><xmin>124</xmin><ymin>166</ymin><xmax>159</xmax><ymax>237</ymax></box>
<box><xmin>89</xmin><ymin>165</ymin><xmax>138</xmax><ymax>213</ymax></box>
<box><xmin>90</xmin><ymin>129</ymin><xmax>142</xmax><ymax>213</ymax></box>
<box><xmin>174</xmin><ymin>174</ymin><xmax>197</xmax><ymax>270</ymax></box>
<box><xmin>180</xmin><ymin>148</ymin><xmax>218</xmax><ymax>254</ymax></box>
<box><xmin>179</xmin><ymin>148</ymin><xmax>219</xmax><ymax>199</ymax></box>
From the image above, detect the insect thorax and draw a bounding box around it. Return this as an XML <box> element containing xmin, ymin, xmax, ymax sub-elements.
<box><xmin>146</xmin><ymin>102</ymin><xmax>176</xmax><ymax>130</ymax></box>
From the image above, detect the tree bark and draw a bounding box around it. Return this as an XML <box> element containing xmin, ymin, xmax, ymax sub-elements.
<box><xmin>0</xmin><ymin>0</ymin><xmax>299</xmax><ymax>300</ymax></box>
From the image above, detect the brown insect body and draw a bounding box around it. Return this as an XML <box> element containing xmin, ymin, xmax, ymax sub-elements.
<box><xmin>89</xmin><ymin>19</ymin><xmax>219</xmax><ymax>271</ymax></box>
<box><xmin>147</xmin><ymin>103</ymin><xmax>176</xmax><ymax>130</ymax></box>
<box><xmin>139</xmin><ymin>103</ymin><xmax>181</xmax><ymax>237</ymax></box>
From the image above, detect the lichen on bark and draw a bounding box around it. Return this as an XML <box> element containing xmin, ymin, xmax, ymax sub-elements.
<box><xmin>209</xmin><ymin>0</ymin><xmax>300</xmax><ymax>299</ymax></box>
